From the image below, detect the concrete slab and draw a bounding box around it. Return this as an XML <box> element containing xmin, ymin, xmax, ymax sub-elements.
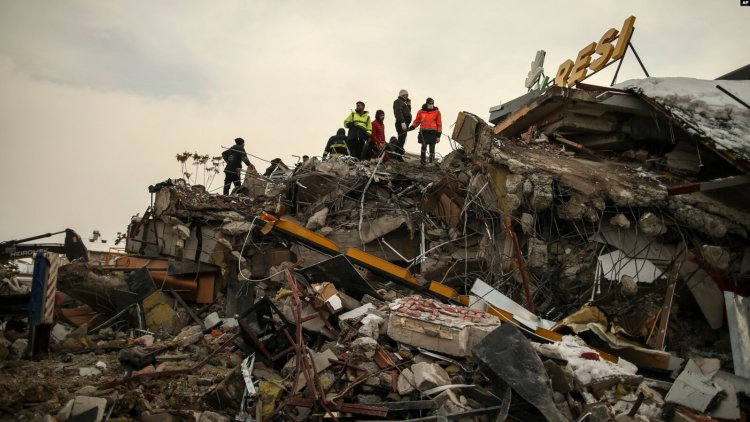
<box><xmin>386</xmin><ymin>295</ymin><xmax>499</xmax><ymax>357</ymax></box>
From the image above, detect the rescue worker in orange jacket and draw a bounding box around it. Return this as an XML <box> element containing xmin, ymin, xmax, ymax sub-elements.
<box><xmin>409</xmin><ymin>97</ymin><xmax>442</xmax><ymax>165</ymax></box>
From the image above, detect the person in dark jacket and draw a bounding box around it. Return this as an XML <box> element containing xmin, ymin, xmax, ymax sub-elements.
<box><xmin>323</xmin><ymin>128</ymin><xmax>349</xmax><ymax>158</ymax></box>
<box><xmin>222</xmin><ymin>137</ymin><xmax>253</xmax><ymax>195</ymax></box>
<box><xmin>392</xmin><ymin>89</ymin><xmax>412</xmax><ymax>161</ymax></box>
<box><xmin>410</xmin><ymin>97</ymin><xmax>442</xmax><ymax>165</ymax></box>
<box><xmin>264</xmin><ymin>158</ymin><xmax>282</xmax><ymax>177</ymax></box>
<box><xmin>362</xmin><ymin>110</ymin><xmax>386</xmax><ymax>160</ymax></box>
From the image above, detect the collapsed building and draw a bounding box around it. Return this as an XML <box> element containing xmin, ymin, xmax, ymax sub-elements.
<box><xmin>1</xmin><ymin>75</ymin><xmax>749</xmax><ymax>421</ymax></box>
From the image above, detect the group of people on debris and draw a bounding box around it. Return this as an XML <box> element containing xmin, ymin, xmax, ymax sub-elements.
<box><xmin>219</xmin><ymin>90</ymin><xmax>443</xmax><ymax>195</ymax></box>
<box><xmin>323</xmin><ymin>89</ymin><xmax>443</xmax><ymax>165</ymax></box>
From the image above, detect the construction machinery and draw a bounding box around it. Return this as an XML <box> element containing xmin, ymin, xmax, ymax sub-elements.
<box><xmin>0</xmin><ymin>229</ymin><xmax>88</xmax><ymax>357</ymax></box>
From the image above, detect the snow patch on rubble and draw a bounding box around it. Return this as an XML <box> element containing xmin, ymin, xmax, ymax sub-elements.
<box><xmin>618</xmin><ymin>77</ymin><xmax>750</xmax><ymax>161</ymax></box>
<box><xmin>542</xmin><ymin>335</ymin><xmax>638</xmax><ymax>385</ymax></box>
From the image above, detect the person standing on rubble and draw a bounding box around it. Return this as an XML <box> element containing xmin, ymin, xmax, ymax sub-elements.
<box><xmin>323</xmin><ymin>128</ymin><xmax>349</xmax><ymax>158</ymax></box>
<box><xmin>362</xmin><ymin>109</ymin><xmax>386</xmax><ymax>160</ymax></box>
<box><xmin>392</xmin><ymin>89</ymin><xmax>411</xmax><ymax>161</ymax></box>
<box><xmin>343</xmin><ymin>101</ymin><xmax>372</xmax><ymax>159</ymax></box>
<box><xmin>221</xmin><ymin>137</ymin><xmax>253</xmax><ymax>195</ymax></box>
<box><xmin>410</xmin><ymin>97</ymin><xmax>442</xmax><ymax>165</ymax></box>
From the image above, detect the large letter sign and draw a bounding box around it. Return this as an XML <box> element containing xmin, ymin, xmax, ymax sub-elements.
<box><xmin>555</xmin><ymin>16</ymin><xmax>636</xmax><ymax>88</ymax></box>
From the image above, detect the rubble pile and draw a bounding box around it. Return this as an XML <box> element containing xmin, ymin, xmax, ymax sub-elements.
<box><xmin>1</xmin><ymin>77</ymin><xmax>749</xmax><ymax>421</ymax></box>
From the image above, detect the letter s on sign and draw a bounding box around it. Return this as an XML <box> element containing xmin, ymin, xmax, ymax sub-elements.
<box><xmin>555</xmin><ymin>59</ymin><xmax>574</xmax><ymax>87</ymax></box>
<box><xmin>590</xmin><ymin>28</ymin><xmax>618</xmax><ymax>72</ymax></box>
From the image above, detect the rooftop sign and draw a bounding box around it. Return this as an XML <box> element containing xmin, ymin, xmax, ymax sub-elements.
<box><xmin>554</xmin><ymin>16</ymin><xmax>636</xmax><ymax>87</ymax></box>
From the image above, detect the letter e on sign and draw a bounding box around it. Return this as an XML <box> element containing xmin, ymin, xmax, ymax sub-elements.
<box><xmin>612</xmin><ymin>16</ymin><xmax>636</xmax><ymax>60</ymax></box>
<box><xmin>590</xmin><ymin>28</ymin><xmax>618</xmax><ymax>72</ymax></box>
<box><xmin>555</xmin><ymin>59</ymin><xmax>574</xmax><ymax>87</ymax></box>
<box><xmin>568</xmin><ymin>42</ymin><xmax>597</xmax><ymax>87</ymax></box>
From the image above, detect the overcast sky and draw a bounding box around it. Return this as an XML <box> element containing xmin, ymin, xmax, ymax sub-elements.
<box><xmin>0</xmin><ymin>1</ymin><xmax>747</xmax><ymax>250</ymax></box>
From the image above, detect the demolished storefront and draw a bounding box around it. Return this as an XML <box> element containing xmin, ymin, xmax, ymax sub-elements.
<box><xmin>1</xmin><ymin>74</ymin><xmax>749</xmax><ymax>421</ymax></box>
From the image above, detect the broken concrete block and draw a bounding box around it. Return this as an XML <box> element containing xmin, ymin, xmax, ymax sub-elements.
<box><xmin>638</xmin><ymin>212</ymin><xmax>667</xmax><ymax>236</ymax></box>
<box><xmin>351</xmin><ymin>336</ymin><xmax>378</xmax><ymax>360</ymax></box>
<box><xmin>56</xmin><ymin>398</ymin><xmax>74</xmax><ymax>421</ymax></box>
<box><xmin>529</xmin><ymin>174</ymin><xmax>553</xmax><ymax>212</ymax></box>
<box><xmin>701</xmin><ymin>245</ymin><xmax>729</xmax><ymax>270</ymax></box>
<box><xmin>386</xmin><ymin>295</ymin><xmax>500</xmax><ymax>357</ymax></box>
<box><xmin>292</xmin><ymin>349</ymin><xmax>338</xmax><ymax>392</ymax></box>
<box><xmin>51</xmin><ymin>324</ymin><xmax>73</xmax><ymax>343</ymax></box>
<box><xmin>78</xmin><ymin>367</ymin><xmax>102</xmax><ymax>377</ymax></box>
<box><xmin>434</xmin><ymin>388</ymin><xmax>470</xmax><ymax>414</ymax></box>
<box><xmin>411</xmin><ymin>362</ymin><xmax>450</xmax><ymax>392</ymax></box>
<box><xmin>174</xmin><ymin>325</ymin><xmax>203</xmax><ymax>347</ymax></box>
<box><xmin>397</xmin><ymin>368</ymin><xmax>416</xmax><ymax>395</ymax></box>
<box><xmin>669</xmin><ymin>200</ymin><xmax>728</xmax><ymax>238</ymax></box>
<box><xmin>339</xmin><ymin>303</ymin><xmax>375</xmax><ymax>322</ymax></box>
<box><xmin>557</xmin><ymin>195</ymin><xmax>586</xmax><ymax>220</ymax></box>
<box><xmin>610</xmin><ymin>213</ymin><xmax>631</xmax><ymax>229</ymax></box>
<box><xmin>305</xmin><ymin>207</ymin><xmax>329</xmax><ymax>230</ymax></box>
<box><xmin>620</xmin><ymin>275</ymin><xmax>638</xmax><ymax>296</ymax></box>
<box><xmin>11</xmin><ymin>338</ymin><xmax>27</xmax><ymax>357</ymax></box>
<box><xmin>358</xmin><ymin>314</ymin><xmax>384</xmax><ymax>339</ymax></box>
<box><xmin>527</xmin><ymin>237</ymin><xmax>548</xmax><ymax>270</ymax></box>
<box><xmin>520</xmin><ymin>213</ymin><xmax>534</xmax><ymax>235</ymax></box>
<box><xmin>70</xmin><ymin>395</ymin><xmax>107</xmax><ymax>422</ymax></box>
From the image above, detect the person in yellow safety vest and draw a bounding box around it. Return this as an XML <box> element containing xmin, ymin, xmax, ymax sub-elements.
<box><xmin>323</xmin><ymin>128</ymin><xmax>349</xmax><ymax>158</ymax></box>
<box><xmin>343</xmin><ymin>101</ymin><xmax>372</xmax><ymax>159</ymax></box>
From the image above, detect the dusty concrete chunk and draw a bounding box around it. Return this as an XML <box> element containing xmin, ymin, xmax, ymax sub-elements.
<box><xmin>557</xmin><ymin>195</ymin><xmax>586</xmax><ymax>220</ymax></box>
<box><xmin>411</xmin><ymin>362</ymin><xmax>450</xmax><ymax>392</ymax></box>
<box><xmin>358</xmin><ymin>314</ymin><xmax>384</xmax><ymax>339</ymax></box>
<box><xmin>609</xmin><ymin>213</ymin><xmax>631</xmax><ymax>229</ymax></box>
<box><xmin>527</xmin><ymin>237</ymin><xmax>548</xmax><ymax>270</ymax></box>
<box><xmin>70</xmin><ymin>396</ymin><xmax>108</xmax><ymax>422</ymax></box>
<box><xmin>339</xmin><ymin>303</ymin><xmax>375</xmax><ymax>321</ymax></box>
<box><xmin>175</xmin><ymin>325</ymin><xmax>203</xmax><ymax>347</ymax></box>
<box><xmin>11</xmin><ymin>339</ymin><xmax>27</xmax><ymax>357</ymax></box>
<box><xmin>620</xmin><ymin>275</ymin><xmax>638</xmax><ymax>296</ymax></box>
<box><xmin>351</xmin><ymin>336</ymin><xmax>378</xmax><ymax>359</ymax></box>
<box><xmin>529</xmin><ymin>174</ymin><xmax>553</xmax><ymax>211</ymax></box>
<box><xmin>701</xmin><ymin>245</ymin><xmax>729</xmax><ymax>270</ymax></box>
<box><xmin>638</xmin><ymin>212</ymin><xmax>667</xmax><ymax>236</ymax></box>
<box><xmin>397</xmin><ymin>368</ymin><xmax>416</xmax><ymax>395</ymax></box>
<box><xmin>305</xmin><ymin>207</ymin><xmax>329</xmax><ymax>230</ymax></box>
<box><xmin>520</xmin><ymin>213</ymin><xmax>534</xmax><ymax>235</ymax></box>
